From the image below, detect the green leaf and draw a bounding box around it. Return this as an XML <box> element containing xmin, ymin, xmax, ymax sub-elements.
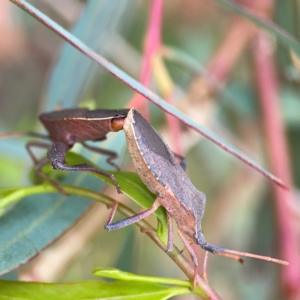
<box><xmin>0</xmin><ymin>279</ymin><xmax>191</xmax><ymax>300</ymax></box>
<box><xmin>0</xmin><ymin>185</ymin><xmax>92</xmax><ymax>276</ymax></box>
<box><xmin>93</xmin><ymin>268</ymin><xmax>191</xmax><ymax>288</ymax></box>
<box><xmin>61</xmin><ymin>152</ymin><xmax>169</xmax><ymax>241</ymax></box>
<box><xmin>64</xmin><ymin>152</ymin><xmax>167</xmax><ymax>222</ymax></box>
<box><xmin>0</xmin><ymin>136</ymin><xmax>125</xmax><ymax>276</ymax></box>
<box><xmin>46</xmin><ymin>0</ymin><xmax>131</xmax><ymax>109</ymax></box>
<box><xmin>0</xmin><ymin>151</ymin><xmax>169</xmax><ymax>275</ymax></box>
<box><xmin>0</xmin><ymin>156</ymin><xmax>24</xmax><ymax>188</ymax></box>
<box><xmin>0</xmin><ymin>186</ymin><xmax>36</xmax><ymax>212</ymax></box>
<box><xmin>214</xmin><ymin>0</ymin><xmax>300</xmax><ymax>55</ymax></box>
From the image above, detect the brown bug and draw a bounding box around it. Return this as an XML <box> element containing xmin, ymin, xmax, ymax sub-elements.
<box><xmin>105</xmin><ymin>108</ymin><xmax>288</xmax><ymax>288</ymax></box>
<box><xmin>0</xmin><ymin>108</ymin><xmax>129</xmax><ymax>194</ymax></box>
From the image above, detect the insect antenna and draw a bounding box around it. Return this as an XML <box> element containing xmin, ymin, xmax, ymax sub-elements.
<box><xmin>213</xmin><ymin>247</ymin><xmax>289</xmax><ymax>265</ymax></box>
<box><xmin>0</xmin><ymin>131</ymin><xmax>48</xmax><ymax>140</ymax></box>
<box><xmin>197</xmin><ymin>232</ymin><xmax>288</xmax><ymax>265</ymax></box>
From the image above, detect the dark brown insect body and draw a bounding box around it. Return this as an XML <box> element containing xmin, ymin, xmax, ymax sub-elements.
<box><xmin>40</xmin><ymin>108</ymin><xmax>129</xmax><ymax>147</ymax></box>
<box><xmin>1</xmin><ymin>108</ymin><xmax>130</xmax><ymax>194</ymax></box>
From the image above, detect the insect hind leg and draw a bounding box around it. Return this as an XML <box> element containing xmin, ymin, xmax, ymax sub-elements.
<box><xmin>82</xmin><ymin>141</ymin><xmax>120</xmax><ymax>171</ymax></box>
<box><xmin>48</xmin><ymin>142</ymin><xmax>122</xmax><ymax>194</ymax></box>
<box><xmin>26</xmin><ymin>141</ymin><xmax>69</xmax><ymax>196</ymax></box>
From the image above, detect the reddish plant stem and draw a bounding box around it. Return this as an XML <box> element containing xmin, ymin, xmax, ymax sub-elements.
<box><xmin>127</xmin><ymin>0</ymin><xmax>182</xmax><ymax>154</ymax></box>
<box><xmin>204</xmin><ymin>0</ymin><xmax>272</xmax><ymax>93</ymax></box>
<box><xmin>207</xmin><ymin>18</ymin><xmax>257</xmax><ymax>84</ymax></box>
<box><xmin>253</xmin><ymin>33</ymin><xmax>300</xmax><ymax>298</ymax></box>
<box><xmin>128</xmin><ymin>0</ymin><xmax>163</xmax><ymax>119</ymax></box>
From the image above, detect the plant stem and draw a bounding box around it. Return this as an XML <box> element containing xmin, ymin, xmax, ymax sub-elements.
<box><xmin>128</xmin><ymin>0</ymin><xmax>163</xmax><ymax>118</ymax></box>
<box><xmin>253</xmin><ymin>32</ymin><xmax>300</xmax><ymax>298</ymax></box>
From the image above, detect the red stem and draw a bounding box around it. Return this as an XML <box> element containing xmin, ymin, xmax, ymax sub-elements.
<box><xmin>207</xmin><ymin>18</ymin><xmax>257</xmax><ymax>84</ymax></box>
<box><xmin>127</xmin><ymin>1</ymin><xmax>183</xmax><ymax>154</ymax></box>
<box><xmin>128</xmin><ymin>0</ymin><xmax>163</xmax><ymax>119</ymax></box>
<box><xmin>253</xmin><ymin>33</ymin><xmax>300</xmax><ymax>298</ymax></box>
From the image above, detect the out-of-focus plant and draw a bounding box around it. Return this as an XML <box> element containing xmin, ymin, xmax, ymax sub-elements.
<box><xmin>0</xmin><ymin>0</ymin><xmax>299</xmax><ymax>299</ymax></box>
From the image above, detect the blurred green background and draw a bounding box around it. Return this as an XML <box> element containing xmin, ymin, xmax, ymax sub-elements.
<box><xmin>0</xmin><ymin>0</ymin><xmax>300</xmax><ymax>299</ymax></box>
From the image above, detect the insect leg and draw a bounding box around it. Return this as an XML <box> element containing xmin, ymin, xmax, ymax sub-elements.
<box><xmin>48</xmin><ymin>142</ymin><xmax>122</xmax><ymax>194</ymax></box>
<box><xmin>105</xmin><ymin>201</ymin><xmax>119</xmax><ymax>226</ymax></box>
<box><xmin>0</xmin><ymin>131</ymin><xmax>49</xmax><ymax>140</ymax></box>
<box><xmin>166</xmin><ymin>213</ymin><xmax>173</xmax><ymax>252</ymax></box>
<box><xmin>141</xmin><ymin>212</ymin><xmax>174</xmax><ymax>252</ymax></box>
<box><xmin>26</xmin><ymin>141</ymin><xmax>50</xmax><ymax>164</ymax></box>
<box><xmin>202</xmin><ymin>251</ymin><xmax>209</xmax><ymax>282</ymax></box>
<box><xmin>197</xmin><ymin>230</ymin><xmax>288</xmax><ymax>265</ymax></box>
<box><xmin>82</xmin><ymin>141</ymin><xmax>120</xmax><ymax>171</ymax></box>
<box><xmin>35</xmin><ymin>157</ymin><xmax>69</xmax><ymax>196</ymax></box>
<box><xmin>105</xmin><ymin>200</ymin><xmax>160</xmax><ymax>231</ymax></box>
<box><xmin>26</xmin><ymin>141</ymin><xmax>69</xmax><ymax>196</ymax></box>
<box><xmin>178</xmin><ymin>230</ymin><xmax>198</xmax><ymax>290</ymax></box>
<box><xmin>172</xmin><ymin>152</ymin><xmax>186</xmax><ymax>171</ymax></box>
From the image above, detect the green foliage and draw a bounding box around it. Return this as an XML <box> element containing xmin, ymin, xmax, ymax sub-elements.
<box><xmin>0</xmin><ymin>277</ymin><xmax>191</xmax><ymax>300</ymax></box>
<box><xmin>2</xmin><ymin>0</ymin><xmax>300</xmax><ymax>299</ymax></box>
<box><xmin>0</xmin><ymin>151</ymin><xmax>170</xmax><ymax>276</ymax></box>
<box><xmin>93</xmin><ymin>268</ymin><xmax>191</xmax><ymax>286</ymax></box>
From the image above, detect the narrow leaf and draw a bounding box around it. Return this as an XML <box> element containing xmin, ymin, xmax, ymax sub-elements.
<box><xmin>0</xmin><ymin>279</ymin><xmax>191</xmax><ymax>300</ymax></box>
<box><xmin>0</xmin><ymin>188</ymin><xmax>91</xmax><ymax>276</ymax></box>
<box><xmin>0</xmin><ymin>135</ymin><xmax>125</xmax><ymax>275</ymax></box>
<box><xmin>46</xmin><ymin>0</ymin><xmax>130</xmax><ymax>109</ymax></box>
<box><xmin>93</xmin><ymin>268</ymin><xmax>191</xmax><ymax>287</ymax></box>
<box><xmin>0</xmin><ymin>159</ymin><xmax>169</xmax><ymax>276</ymax></box>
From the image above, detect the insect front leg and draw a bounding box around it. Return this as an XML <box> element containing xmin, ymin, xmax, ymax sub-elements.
<box><xmin>140</xmin><ymin>211</ymin><xmax>174</xmax><ymax>252</ymax></box>
<box><xmin>104</xmin><ymin>201</ymin><xmax>119</xmax><ymax>226</ymax></box>
<box><xmin>172</xmin><ymin>152</ymin><xmax>186</xmax><ymax>171</ymax></box>
<box><xmin>0</xmin><ymin>131</ymin><xmax>49</xmax><ymax>140</ymax></box>
<box><xmin>104</xmin><ymin>199</ymin><xmax>161</xmax><ymax>231</ymax></box>
<box><xmin>177</xmin><ymin>230</ymin><xmax>199</xmax><ymax>290</ymax></box>
<box><xmin>26</xmin><ymin>141</ymin><xmax>69</xmax><ymax>196</ymax></box>
<box><xmin>48</xmin><ymin>142</ymin><xmax>122</xmax><ymax>194</ymax></box>
<box><xmin>82</xmin><ymin>141</ymin><xmax>120</xmax><ymax>171</ymax></box>
<box><xmin>26</xmin><ymin>141</ymin><xmax>50</xmax><ymax>164</ymax></box>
